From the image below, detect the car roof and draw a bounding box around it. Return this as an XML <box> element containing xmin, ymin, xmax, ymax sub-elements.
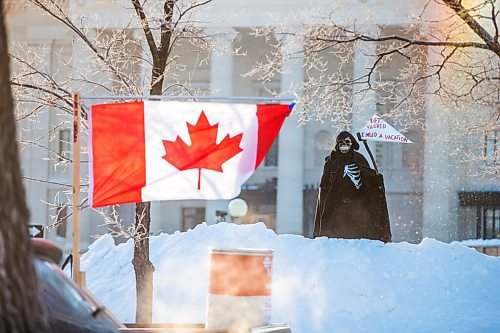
<box><xmin>32</xmin><ymin>238</ymin><xmax>63</xmax><ymax>264</ymax></box>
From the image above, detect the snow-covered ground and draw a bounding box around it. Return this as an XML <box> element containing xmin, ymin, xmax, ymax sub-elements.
<box><xmin>80</xmin><ymin>222</ymin><xmax>500</xmax><ymax>333</ymax></box>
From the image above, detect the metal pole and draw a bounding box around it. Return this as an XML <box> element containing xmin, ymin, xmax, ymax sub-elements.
<box><xmin>72</xmin><ymin>92</ymin><xmax>84</xmax><ymax>287</ymax></box>
<box><xmin>79</xmin><ymin>94</ymin><xmax>297</xmax><ymax>102</ymax></box>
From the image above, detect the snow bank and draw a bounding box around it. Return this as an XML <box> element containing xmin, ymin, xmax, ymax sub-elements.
<box><xmin>80</xmin><ymin>222</ymin><xmax>500</xmax><ymax>333</ymax></box>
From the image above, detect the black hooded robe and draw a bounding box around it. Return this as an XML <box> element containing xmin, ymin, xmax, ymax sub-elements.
<box><xmin>313</xmin><ymin>138</ymin><xmax>391</xmax><ymax>242</ymax></box>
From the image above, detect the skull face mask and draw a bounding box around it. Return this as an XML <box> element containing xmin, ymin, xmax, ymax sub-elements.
<box><xmin>338</xmin><ymin>137</ymin><xmax>353</xmax><ymax>154</ymax></box>
<box><xmin>334</xmin><ymin>131</ymin><xmax>360</xmax><ymax>154</ymax></box>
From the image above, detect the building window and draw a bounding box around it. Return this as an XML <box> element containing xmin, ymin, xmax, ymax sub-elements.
<box><xmin>374</xmin><ymin>141</ymin><xmax>396</xmax><ymax>170</ymax></box>
<box><xmin>264</xmin><ymin>136</ymin><xmax>279</xmax><ymax>167</ymax></box>
<box><xmin>181</xmin><ymin>207</ymin><xmax>205</xmax><ymax>231</ymax></box>
<box><xmin>58</xmin><ymin>128</ymin><xmax>71</xmax><ymax>161</ymax></box>
<box><xmin>484</xmin><ymin>130</ymin><xmax>499</xmax><ymax>166</ymax></box>
<box><xmin>375</xmin><ymin>141</ymin><xmax>384</xmax><ymax>168</ymax></box>
<box><xmin>374</xmin><ymin>100</ymin><xmax>395</xmax><ymax>170</ymax></box>
<box><xmin>402</xmin><ymin>130</ymin><xmax>423</xmax><ymax>171</ymax></box>
<box><xmin>478</xmin><ymin>208</ymin><xmax>500</xmax><ymax>239</ymax></box>
<box><xmin>55</xmin><ymin>204</ymin><xmax>67</xmax><ymax>238</ymax></box>
<box><xmin>459</xmin><ymin>192</ymin><xmax>500</xmax><ymax>240</ymax></box>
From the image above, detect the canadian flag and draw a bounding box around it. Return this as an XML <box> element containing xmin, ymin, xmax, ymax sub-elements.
<box><xmin>89</xmin><ymin>101</ymin><xmax>292</xmax><ymax>208</ymax></box>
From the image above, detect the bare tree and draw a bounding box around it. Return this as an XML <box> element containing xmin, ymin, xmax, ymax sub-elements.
<box><xmin>249</xmin><ymin>0</ymin><xmax>499</xmax><ymax>173</ymax></box>
<box><xmin>0</xmin><ymin>1</ymin><xmax>49</xmax><ymax>331</ymax></box>
<box><xmin>10</xmin><ymin>0</ymin><xmax>215</xmax><ymax>323</ymax></box>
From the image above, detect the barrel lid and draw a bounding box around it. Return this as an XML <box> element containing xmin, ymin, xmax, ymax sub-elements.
<box><xmin>210</xmin><ymin>248</ymin><xmax>273</xmax><ymax>256</ymax></box>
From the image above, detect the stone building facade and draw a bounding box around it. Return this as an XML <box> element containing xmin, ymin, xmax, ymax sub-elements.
<box><xmin>6</xmin><ymin>0</ymin><xmax>499</xmax><ymax>251</ymax></box>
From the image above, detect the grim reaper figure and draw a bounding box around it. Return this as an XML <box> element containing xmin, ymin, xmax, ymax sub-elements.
<box><xmin>313</xmin><ymin>131</ymin><xmax>392</xmax><ymax>242</ymax></box>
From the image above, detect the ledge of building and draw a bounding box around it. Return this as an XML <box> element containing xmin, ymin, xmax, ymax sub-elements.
<box><xmin>458</xmin><ymin>191</ymin><xmax>500</xmax><ymax>206</ymax></box>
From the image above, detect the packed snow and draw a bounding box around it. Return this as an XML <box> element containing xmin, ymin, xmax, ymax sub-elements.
<box><xmin>80</xmin><ymin>222</ymin><xmax>500</xmax><ymax>333</ymax></box>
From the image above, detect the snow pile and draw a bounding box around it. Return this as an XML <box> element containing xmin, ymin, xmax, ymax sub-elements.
<box><xmin>81</xmin><ymin>222</ymin><xmax>500</xmax><ymax>332</ymax></box>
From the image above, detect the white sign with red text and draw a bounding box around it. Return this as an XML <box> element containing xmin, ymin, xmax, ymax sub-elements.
<box><xmin>358</xmin><ymin>114</ymin><xmax>412</xmax><ymax>143</ymax></box>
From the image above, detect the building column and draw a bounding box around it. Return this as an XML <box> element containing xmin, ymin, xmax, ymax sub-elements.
<box><xmin>276</xmin><ymin>34</ymin><xmax>305</xmax><ymax>235</ymax></box>
<box><xmin>209</xmin><ymin>28</ymin><xmax>237</xmax><ymax>97</ymax></box>
<box><xmin>21</xmin><ymin>40</ymin><xmax>52</xmax><ymax>228</ymax></box>
<box><xmin>421</xmin><ymin>47</ymin><xmax>456</xmax><ymax>242</ymax></box>
<box><xmin>205</xmin><ymin>28</ymin><xmax>238</xmax><ymax>224</ymax></box>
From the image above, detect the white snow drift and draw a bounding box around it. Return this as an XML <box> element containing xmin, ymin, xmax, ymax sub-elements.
<box><xmin>80</xmin><ymin>222</ymin><xmax>500</xmax><ymax>333</ymax></box>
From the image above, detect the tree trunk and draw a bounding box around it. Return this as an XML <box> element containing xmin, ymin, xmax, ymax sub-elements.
<box><xmin>132</xmin><ymin>60</ymin><xmax>165</xmax><ymax>323</ymax></box>
<box><xmin>132</xmin><ymin>0</ymin><xmax>175</xmax><ymax>323</ymax></box>
<box><xmin>132</xmin><ymin>202</ymin><xmax>154</xmax><ymax>323</ymax></box>
<box><xmin>0</xmin><ymin>2</ymin><xmax>50</xmax><ymax>332</ymax></box>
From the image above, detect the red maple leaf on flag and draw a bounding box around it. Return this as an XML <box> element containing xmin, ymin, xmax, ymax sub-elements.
<box><xmin>162</xmin><ymin>111</ymin><xmax>243</xmax><ymax>190</ymax></box>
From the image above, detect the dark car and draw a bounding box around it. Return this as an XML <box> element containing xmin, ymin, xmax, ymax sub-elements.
<box><xmin>32</xmin><ymin>238</ymin><xmax>124</xmax><ymax>333</ymax></box>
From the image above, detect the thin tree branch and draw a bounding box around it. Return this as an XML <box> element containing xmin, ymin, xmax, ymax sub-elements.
<box><xmin>130</xmin><ymin>0</ymin><xmax>158</xmax><ymax>59</ymax></box>
<box><xmin>21</xmin><ymin>176</ymin><xmax>73</xmax><ymax>188</ymax></box>
<box><xmin>442</xmin><ymin>0</ymin><xmax>500</xmax><ymax>56</ymax></box>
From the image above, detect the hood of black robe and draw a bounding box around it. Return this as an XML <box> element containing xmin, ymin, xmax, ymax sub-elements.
<box><xmin>333</xmin><ymin>131</ymin><xmax>360</xmax><ymax>152</ymax></box>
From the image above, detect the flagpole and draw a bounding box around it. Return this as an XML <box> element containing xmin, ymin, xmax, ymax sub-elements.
<box><xmin>72</xmin><ymin>91</ymin><xmax>84</xmax><ymax>287</ymax></box>
<box><xmin>357</xmin><ymin>132</ymin><xmax>379</xmax><ymax>174</ymax></box>
<box><xmin>79</xmin><ymin>95</ymin><xmax>297</xmax><ymax>102</ymax></box>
